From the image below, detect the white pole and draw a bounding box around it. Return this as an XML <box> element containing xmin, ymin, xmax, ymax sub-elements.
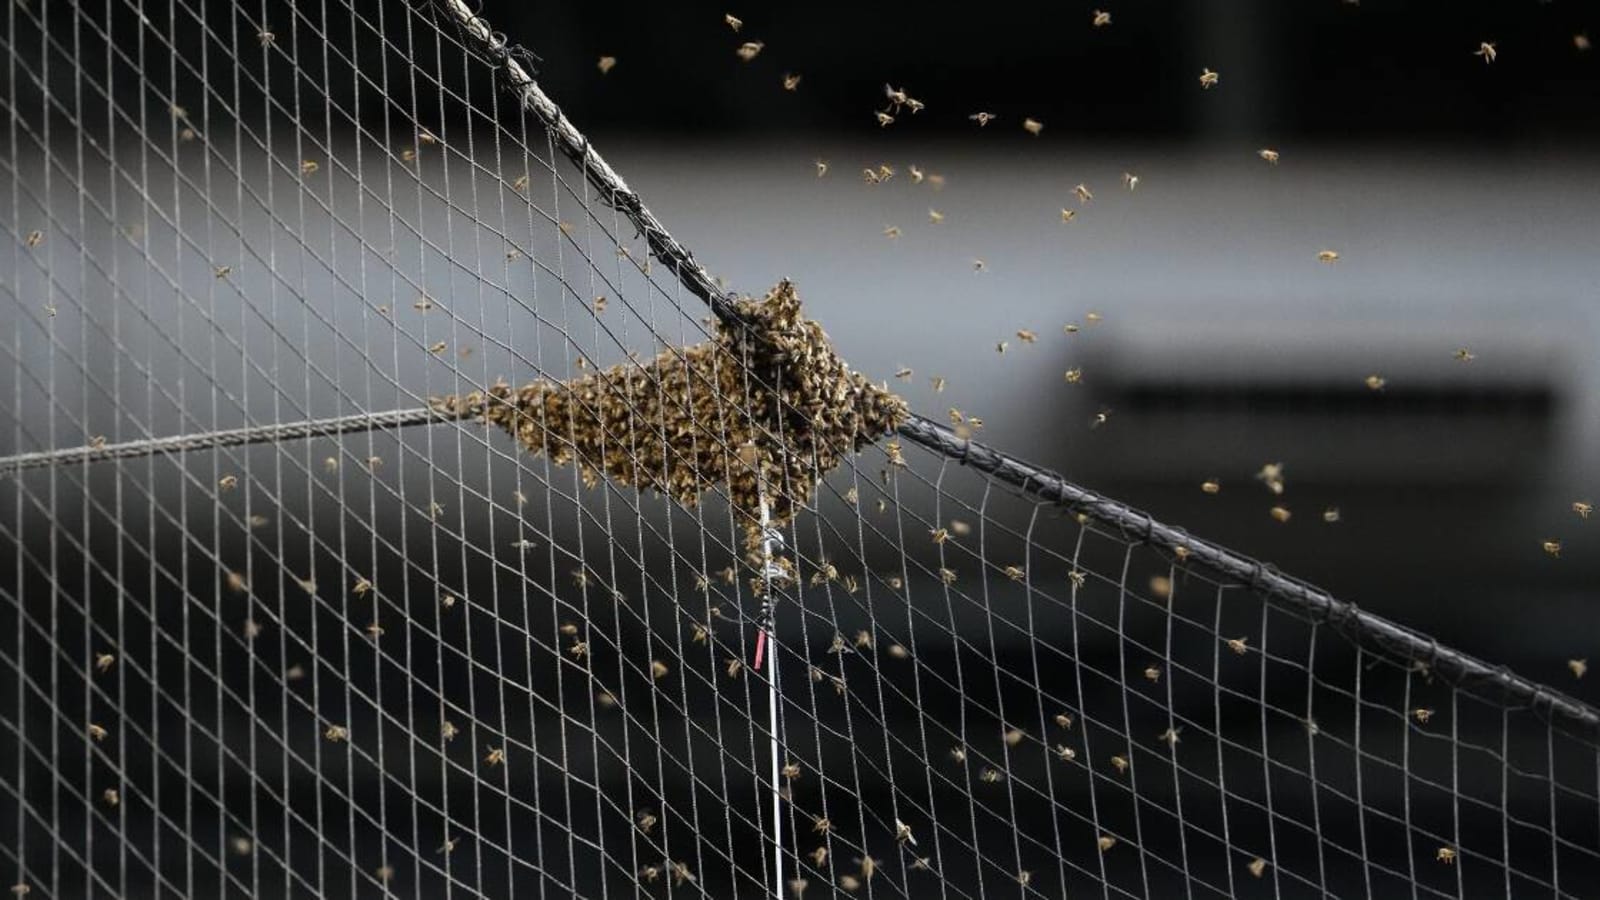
<box><xmin>756</xmin><ymin>491</ymin><xmax>783</xmax><ymax>899</ymax></box>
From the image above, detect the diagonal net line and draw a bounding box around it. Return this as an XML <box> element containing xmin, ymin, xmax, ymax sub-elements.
<box><xmin>2</xmin><ymin>0</ymin><xmax>1599</xmax><ymax>899</ymax></box>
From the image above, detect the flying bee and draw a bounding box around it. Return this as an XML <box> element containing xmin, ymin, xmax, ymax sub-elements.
<box><xmin>1060</xmin><ymin>208</ymin><xmax>1077</xmax><ymax>223</ymax></box>
<box><xmin>838</xmin><ymin>875</ymin><xmax>860</xmax><ymax>891</ymax></box>
<box><xmin>597</xmin><ymin>56</ymin><xmax>617</xmax><ymax>74</ymax></box>
<box><xmin>1068</xmin><ymin>570</ymin><xmax>1087</xmax><ymax>588</ymax></box>
<box><xmin>324</xmin><ymin>724</ymin><xmax>348</xmax><ymax>742</ymax></box>
<box><xmin>1572</xmin><ymin>501</ymin><xmax>1592</xmax><ymax>519</ymax></box>
<box><xmin>225</xmin><ymin>570</ymin><xmax>247</xmax><ymax>592</ymax></box>
<box><xmin>1437</xmin><ymin>847</ymin><xmax>1456</xmax><ymax>864</ymax></box>
<box><xmin>1098</xmin><ymin>836</ymin><xmax>1118</xmax><ymax>851</ymax></box>
<box><xmin>95</xmin><ymin>652</ymin><xmax>114</xmax><ymax>673</ymax></box>
<box><xmin>1270</xmin><ymin>505</ymin><xmax>1292</xmax><ymax>523</ymax></box>
<box><xmin>352</xmin><ymin>577</ymin><xmax>372</xmax><ymax>597</ymax></box>
<box><xmin>939</xmin><ymin>567</ymin><xmax>958</xmax><ymax>585</ymax></box>
<box><xmin>1123</xmin><ymin>171</ymin><xmax>1139</xmax><ymax>190</ymax></box>
<box><xmin>886</xmin><ymin>643</ymin><xmax>909</xmax><ymax>658</ymax></box>
<box><xmin>428</xmin><ymin>341</ymin><xmax>447</xmax><ymax>355</ymax></box>
<box><xmin>1073</xmin><ymin>183</ymin><xmax>1093</xmax><ymax>204</ymax></box>
<box><xmin>726</xmin><ymin>657</ymin><xmax>743</xmax><ymax>678</ymax></box>
<box><xmin>484</xmin><ymin>747</ymin><xmax>504</xmax><ymax>766</ymax></box>
<box><xmin>511</xmin><ymin>174</ymin><xmax>529</xmax><ymax>192</ymax></box>
<box><xmin>1110</xmin><ymin>755</ymin><xmax>1129</xmax><ymax>774</ymax></box>
<box><xmin>418</xmin><ymin>128</ymin><xmax>438</xmax><ymax>145</ymax></box>
<box><xmin>439</xmin><ymin>836</ymin><xmax>459</xmax><ymax>855</ymax></box>
<box><xmin>884</xmin><ymin>84</ymin><xmax>909</xmax><ymax>109</ymax></box>
<box><xmin>1576</xmin><ymin>34</ymin><xmax>1592</xmax><ymax>51</ymax></box>
<box><xmin>218</xmin><ymin>474</ymin><xmax>238</xmax><ymax>491</ymax></box>
<box><xmin>1226</xmin><ymin>637</ymin><xmax>1249</xmax><ymax>655</ymax></box>
<box><xmin>1003</xmin><ymin>565</ymin><xmax>1025</xmax><ymax>582</ymax></box>
<box><xmin>213</xmin><ymin>265</ymin><xmax>232</xmax><ymax>278</ymax></box>
<box><xmin>928</xmin><ymin>208</ymin><xmax>945</xmax><ymax>224</ymax></box>
<box><xmin>1258</xmin><ymin>148</ymin><xmax>1280</xmax><ymax>164</ymax></box>
<box><xmin>1323</xmin><ymin>507</ymin><xmax>1341</xmax><ymax>523</ymax></box>
<box><xmin>969</xmin><ymin>111</ymin><xmax>997</xmax><ymax>127</ymax></box>
<box><xmin>736</xmin><ymin>41</ymin><xmax>764</xmax><ymax>62</ymax></box>
<box><xmin>1002</xmin><ymin>727</ymin><xmax>1024</xmax><ymax>746</ymax></box>
<box><xmin>299</xmin><ymin>159</ymin><xmax>319</xmax><ymax>175</ymax></box>
<box><xmin>972</xmin><ymin>258</ymin><xmax>987</xmax><ymax>272</ymax></box>
<box><xmin>1199</xmin><ymin>68</ymin><xmax>1219</xmax><ymax>88</ymax></box>
<box><xmin>1090</xmin><ymin>408</ymin><xmax>1112</xmax><ymax>429</ymax></box>
<box><xmin>1453</xmin><ymin>347</ymin><xmax>1475</xmax><ymax>362</ymax></box>
<box><xmin>1143</xmin><ymin>664</ymin><xmax>1162</xmax><ymax>682</ymax></box>
<box><xmin>650</xmin><ymin>660</ymin><xmax>670</xmax><ymax>680</ymax></box>
<box><xmin>635</xmin><ymin>809</ymin><xmax>657</xmax><ymax>833</ymax></box>
<box><xmin>875</xmin><ymin>110</ymin><xmax>896</xmax><ymax>127</ymax></box>
<box><xmin>908</xmin><ymin>164</ymin><xmax>925</xmax><ymax>183</ymax></box>
<box><xmin>103</xmin><ymin>787</ymin><xmax>120</xmax><ymax>807</ymax></box>
<box><xmin>1016</xmin><ymin>328</ymin><xmax>1037</xmax><ymax>343</ymax></box>
<box><xmin>949</xmin><ymin>745</ymin><xmax>967</xmax><ymax>763</ymax></box>
<box><xmin>1474</xmin><ymin>42</ymin><xmax>1496</xmax><ymax>64</ymax></box>
<box><xmin>883</xmin><ymin>225</ymin><xmax>901</xmax><ymax>239</ymax></box>
<box><xmin>365</xmin><ymin>621</ymin><xmax>384</xmax><ymax>639</ymax></box>
<box><xmin>809</xmin><ymin>845</ymin><xmax>828</xmax><ymax>867</ymax></box>
<box><xmin>1317</xmin><ymin>249</ymin><xmax>1340</xmax><ymax>263</ymax></box>
<box><xmin>781</xmin><ymin>759</ymin><xmax>802</xmax><ymax>780</ymax></box>
<box><xmin>1256</xmin><ymin>462</ymin><xmax>1286</xmax><ymax>494</ymax></box>
<box><xmin>1093</xmin><ymin>9</ymin><xmax>1112</xmax><ymax>26</ymax></box>
<box><xmin>1365</xmin><ymin>374</ymin><xmax>1385</xmax><ymax>391</ymax></box>
<box><xmin>1543</xmin><ymin>539</ymin><xmax>1562</xmax><ymax>558</ymax></box>
<box><xmin>979</xmin><ymin>767</ymin><xmax>1002</xmax><ymax>783</ymax></box>
<box><xmin>930</xmin><ymin>527</ymin><xmax>949</xmax><ymax>544</ymax></box>
<box><xmin>1056</xmin><ymin>744</ymin><xmax>1076</xmax><ymax>761</ymax></box>
<box><xmin>24</xmin><ymin>230</ymin><xmax>42</xmax><ymax>248</ymax></box>
<box><xmin>87</xmin><ymin>723</ymin><xmax>108</xmax><ymax>742</ymax></box>
<box><xmin>1022</xmin><ymin>117</ymin><xmax>1044</xmax><ymax>135</ymax></box>
<box><xmin>1413</xmin><ymin>707</ymin><xmax>1434</xmax><ymax>724</ymax></box>
<box><xmin>812</xmin><ymin>815</ymin><xmax>831</xmax><ymax>834</ymax></box>
<box><xmin>1064</xmin><ymin>368</ymin><xmax>1083</xmax><ymax>384</ymax></box>
<box><xmin>1149</xmin><ymin>575</ymin><xmax>1172</xmax><ymax>599</ymax></box>
<box><xmin>568</xmin><ymin>641</ymin><xmax>588</xmax><ymax>660</ymax></box>
<box><xmin>1086</xmin><ymin>311</ymin><xmax>1103</xmax><ymax>324</ymax></box>
<box><xmin>1569</xmin><ymin>659</ymin><xmax>1587</xmax><ymax>679</ymax></box>
<box><xmin>905</xmin><ymin>97</ymin><xmax>925</xmax><ymax>113</ymax></box>
<box><xmin>725</xmin><ymin>13</ymin><xmax>742</xmax><ymax>31</ymax></box>
<box><xmin>1248</xmin><ymin>858</ymin><xmax>1268</xmax><ymax>878</ymax></box>
<box><xmin>996</xmin><ymin>340</ymin><xmax>1008</xmax><ymax>354</ymax></box>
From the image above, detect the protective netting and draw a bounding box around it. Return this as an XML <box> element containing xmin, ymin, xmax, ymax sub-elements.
<box><xmin>3</xmin><ymin>1</ymin><xmax>1599</xmax><ymax>898</ymax></box>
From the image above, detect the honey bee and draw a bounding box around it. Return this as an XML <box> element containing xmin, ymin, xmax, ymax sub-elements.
<box><xmin>1322</xmin><ymin>507</ymin><xmax>1341</xmax><ymax>523</ymax></box>
<box><xmin>1201</xmin><ymin>479</ymin><xmax>1221</xmax><ymax>494</ymax></box>
<box><xmin>928</xmin><ymin>208</ymin><xmax>945</xmax><ymax>224</ymax></box>
<box><xmin>635</xmin><ymin>809</ymin><xmax>657</xmax><ymax>832</ymax></box>
<box><xmin>1073</xmin><ymin>183</ymin><xmax>1093</xmax><ymax>204</ymax></box>
<box><xmin>996</xmin><ymin>340</ymin><xmax>1008</xmax><ymax>354</ymax></box>
<box><xmin>1122</xmin><ymin>171</ymin><xmax>1139</xmax><ymax>190</ymax></box>
<box><xmin>939</xmin><ymin>567</ymin><xmax>958</xmax><ymax>585</ymax></box>
<box><xmin>812</xmin><ymin>815</ymin><xmax>831</xmax><ymax>834</ymax></box>
<box><xmin>972</xmin><ymin>258</ymin><xmax>987</xmax><ymax>272</ymax></box>
<box><xmin>726</xmin><ymin>657</ymin><xmax>743</xmax><ymax>678</ymax></box>
<box><xmin>1022</xmin><ymin>118</ymin><xmax>1044</xmax><ymax>136</ymax></box>
<box><xmin>1068</xmin><ymin>570</ymin><xmax>1086</xmax><ymax>588</ymax></box>
<box><xmin>1149</xmin><ymin>575</ymin><xmax>1172</xmax><ymax>599</ymax></box>
<box><xmin>1002</xmin><ymin>726</ymin><xmax>1025</xmax><ymax>747</ymax></box>
<box><xmin>484</xmin><ymin>747</ymin><xmax>505</xmax><ymax>766</ymax></box>
<box><xmin>969</xmin><ymin>111</ymin><xmax>997</xmax><ymax>127</ymax></box>
<box><xmin>1573</xmin><ymin>501</ymin><xmax>1593</xmax><ymax>519</ymax></box>
<box><xmin>1453</xmin><ymin>347</ymin><xmax>1475</xmax><ymax>362</ymax></box>
<box><xmin>979</xmin><ymin>767</ymin><xmax>1003</xmax><ymax>783</ymax></box>
<box><xmin>418</xmin><ymin>128</ymin><xmax>439</xmax><ymax>146</ymax></box>
<box><xmin>838</xmin><ymin>875</ymin><xmax>861</xmax><ymax>891</ymax></box>
<box><xmin>1436</xmin><ymin>846</ymin><xmax>1456</xmax><ymax>864</ymax></box>
<box><xmin>213</xmin><ymin>265</ymin><xmax>232</xmax><ymax>278</ymax></box>
<box><xmin>1270</xmin><ymin>506</ymin><xmax>1292</xmax><ymax>523</ymax></box>
<box><xmin>94</xmin><ymin>652</ymin><xmax>115</xmax><ymax>673</ymax></box>
<box><xmin>1090</xmin><ymin>408</ymin><xmax>1112</xmax><ymax>429</ymax></box>
<box><xmin>894</xmin><ymin>818</ymin><xmax>917</xmax><ymax>845</ymax></box>
<box><xmin>1199</xmin><ymin>68</ymin><xmax>1219</xmax><ymax>89</ymax></box>
<box><xmin>226</xmin><ymin>570</ymin><xmax>248</xmax><ymax>593</ymax></box>
<box><xmin>1317</xmin><ymin>250</ymin><xmax>1340</xmax><ymax>263</ymax></box>
<box><xmin>428</xmin><ymin>341</ymin><xmax>447</xmax><ymax>354</ymax></box>
<box><xmin>323</xmin><ymin>456</ymin><xmax>338</xmax><ymax>473</ymax></box>
<box><xmin>1055</xmin><ymin>744</ymin><xmax>1076</xmax><ymax>761</ymax></box>
<box><xmin>299</xmin><ymin>159</ymin><xmax>319</xmax><ymax>175</ymax></box>
<box><xmin>1092</xmin><ymin>9</ymin><xmax>1112</xmax><ymax>26</ymax></box>
<box><xmin>788</xmin><ymin>877</ymin><xmax>808</xmax><ymax>897</ymax></box>
<box><xmin>1063</xmin><ymin>323</ymin><xmax>1080</xmax><ymax>334</ymax></box>
<box><xmin>1003</xmin><ymin>565</ymin><xmax>1025</xmax><ymax>582</ymax></box>
<box><xmin>439</xmin><ymin>836</ymin><xmax>460</xmax><ymax>855</ymax></box>
<box><xmin>1364</xmin><ymin>374</ymin><xmax>1386</xmax><ymax>391</ymax></box>
<box><xmin>442</xmin><ymin>720</ymin><xmax>459</xmax><ymax>741</ymax></box>
<box><xmin>875</xmin><ymin>110</ymin><xmax>896</xmax><ymax>127</ymax></box>
<box><xmin>736</xmin><ymin>41</ymin><xmax>764</xmax><ymax>62</ymax></box>
<box><xmin>1226</xmin><ymin>637</ymin><xmax>1249</xmax><ymax>655</ymax></box>
<box><xmin>883</xmin><ymin>225</ymin><xmax>901</xmax><ymax>240</ymax></box>
<box><xmin>930</xmin><ymin>527</ymin><xmax>949</xmax><ymax>545</ymax></box>
<box><xmin>286</xmin><ymin>664</ymin><xmax>306</xmax><ymax>681</ymax></box>
<box><xmin>725</xmin><ymin>13</ymin><xmax>742</xmax><ymax>31</ymax></box>
<box><xmin>1064</xmin><ymin>368</ymin><xmax>1083</xmax><ymax>384</ymax></box>
<box><xmin>1060</xmin><ymin>208</ymin><xmax>1077</xmax><ymax>223</ymax></box>
<box><xmin>218</xmin><ymin>474</ymin><xmax>238</xmax><ymax>491</ymax></box>
<box><xmin>781</xmin><ymin>759</ymin><xmax>802</xmax><ymax>779</ymax></box>
<box><xmin>651</xmin><ymin>660</ymin><xmax>669</xmax><ymax>680</ymax></box>
<box><xmin>568</xmin><ymin>641</ymin><xmax>588</xmax><ymax>660</ymax></box>
<box><xmin>24</xmin><ymin>230</ymin><xmax>42</xmax><ymax>248</ymax></box>
<box><xmin>1576</xmin><ymin>34</ymin><xmax>1592</xmax><ymax>51</ymax></box>
<box><xmin>1175</xmin><ymin>545</ymin><xmax>1192</xmax><ymax>561</ymax></box>
<box><xmin>365</xmin><ymin>622</ymin><xmax>383</xmax><ymax>639</ymax></box>
<box><xmin>324</xmin><ymin>724</ymin><xmax>348</xmax><ymax>742</ymax></box>
<box><xmin>87</xmin><ymin>723</ymin><xmax>108</xmax><ymax>742</ymax></box>
<box><xmin>884</xmin><ymin>84</ymin><xmax>910</xmax><ymax>109</ymax></box>
<box><xmin>1016</xmin><ymin>329</ymin><xmax>1037</xmax><ymax>343</ymax></box>
<box><xmin>904</xmin><ymin>97</ymin><xmax>925</xmax><ymax>113</ymax></box>
<box><xmin>1086</xmin><ymin>311</ymin><xmax>1103</xmax><ymax>324</ymax></box>
<box><xmin>511</xmin><ymin>174</ymin><xmax>530</xmax><ymax>192</ymax></box>
<box><xmin>809</xmin><ymin>845</ymin><xmax>828</xmax><ymax>866</ymax></box>
<box><xmin>592</xmin><ymin>295</ymin><xmax>607</xmax><ymax>313</ymax></box>
<box><xmin>257</xmin><ymin>27</ymin><xmax>275</xmax><ymax>47</ymax></box>
<box><xmin>1258</xmin><ymin>148</ymin><xmax>1280</xmax><ymax>165</ymax></box>
<box><xmin>559</xmin><ymin>622</ymin><xmax>579</xmax><ymax>636</ymax></box>
<box><xmin>1413</xmin><ymin>708</ymin><xmax>1434</xmax><ymax>724</ymax></box>
<box><xmin>1110</xmin><ymin>755</ymin><xmax>1129</xmax><ymax>774</ymax></box>
<box><xmin>928</xmin><ymin>173</ymin><xmax>947</xmax><ymax>190</ymax></box>
<box><xmin>597</xmin><ymin>56</ymin><xmax>617</xmax><ymax>74</ymax></box>
<box><xmin>887</xmin><ymin>643</ymin><xmax>909</xmax><ymax>659</ymax></box>
<box><xmin>1569</xmin><ymin>659</ymin><xmax>1587</xmax><ymax>679</ymax></box>
<box><xmin>103</xmin><ymin>787</ymin><xmax>120</xmax><ymax>807</ymax></box>
<box><xmin>1543</xmin><ymin>540</ymin><xmax>1562</xmax><ymax>558</ymax></box>
<box><xmin>352</xmin><ymin>577</ymin><xmax>372</xmax><ymax>597</ymax></box>
<box><xmin>949</xmin><ymin>745</ymin><xmax>967</xmax><ymax>763</ymax></box>
<box><xmin>1248</xmin><ymin>858</ymin><xmax>1267</xmax><ymax>878</ymax></box>
<box><xmin>1158</xmin><ymin>727</ymin><xmax>1182</xmax><ymax>747</ymax></box>
<box><xmin>1143</xmin><ymin>664</ymin><xmax>1162</xmax><ymax>682</ymax></box>
<box><xmin>1474</xmin><ymin>42</ymin><xmax>1496</xmax><ymax>64</ymax></box>
<box><xmin>908</xmin><ymin>164</ymin><xmax>925</xmax><ymax>183</ymax></box>
<box><xmin>1256</xmin><ymin>462</ymin><xmax>1285</xmax><ymax>494</ymax></box>
<box><xmin>1098</xmin><ymin>835</ymin><xmax>1118</xmax><ymax>851</ymax></box>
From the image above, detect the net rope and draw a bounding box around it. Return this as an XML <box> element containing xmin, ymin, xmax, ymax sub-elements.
<box><xmin>2</xmin><ymin>0</ymin><xmax>1598</xmax><ymax>898</ymax></box>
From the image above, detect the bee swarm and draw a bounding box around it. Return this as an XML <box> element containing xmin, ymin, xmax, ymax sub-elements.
<box><xmin>430</xmin><ymin>281</ymin><xmax>907</xmax><ymax>557</ymax></box>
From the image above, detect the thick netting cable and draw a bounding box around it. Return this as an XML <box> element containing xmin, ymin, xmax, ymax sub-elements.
<box><xmin>2</xmin><ymin>1</ymin><xmax>1598</xmax><ymax>899</ymax></box>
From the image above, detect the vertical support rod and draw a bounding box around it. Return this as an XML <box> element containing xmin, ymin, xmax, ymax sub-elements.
<box><xmin>755</xmin><ymin>488</ymin><xmax>783</xmax><ymax>899</ymax></box>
